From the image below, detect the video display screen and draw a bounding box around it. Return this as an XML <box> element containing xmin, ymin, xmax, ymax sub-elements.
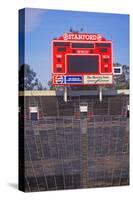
<box><xmin>67</xmin><ymin>55</ymin><xmax>99</xmax><ymax>73</ymax></box>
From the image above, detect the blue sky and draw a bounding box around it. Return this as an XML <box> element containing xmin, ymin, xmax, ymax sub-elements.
<box><xmin>20</xmin><ymin>8</ymin><xmax>129</xmax><ymax>87</ymax></box>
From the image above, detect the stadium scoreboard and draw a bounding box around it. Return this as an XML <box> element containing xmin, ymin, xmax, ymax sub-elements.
<box><xmin>52</xmin><ymin>33</ymin><xmax>113</xmax><ymax>86</ymax></box>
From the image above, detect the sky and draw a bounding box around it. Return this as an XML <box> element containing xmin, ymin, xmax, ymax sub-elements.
<box><xmin>19</xmin><ymin>8</ymin><xmax>129</xmax><ymax>87</ymax></box>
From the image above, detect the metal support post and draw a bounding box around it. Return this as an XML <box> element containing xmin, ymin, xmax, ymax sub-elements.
<box><xmin>64</xmin><ymin>87</ymin><xmax>67</xmax><ymax>102</ymax></box>
<box><xmin>80</xmin><ymin>118</ymin><xmax>88</xmax><ymax>188</ymax></box>
<box><xmin>99</xmin><ymin>86</ymin><xmax>103</xmax><ymax>102</ymax></box>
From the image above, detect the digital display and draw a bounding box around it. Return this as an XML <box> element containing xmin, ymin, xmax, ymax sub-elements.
<box><xmin>113</xmin><ymin>68</ymin><xmax>121</xmax><ymax>74</ymax></box>
<box><xmin>53</xmin><ymin>42</ymin><xmax>70</xmax><ymax>46</ymax></box>
<box><xmin>58</xmin><ymin>47</ymin><xmax>66</xmax><ymax>52</ymax></box>
<box><xmin>67</xmin><ymin>55</ymin><xmax>99</xmax><ymax>73</ymax></box>
<box><xmin>100</xmin><ymin>48</ymin><xmax>107</xmax><ymax>53</ymax></box>
<box><xmin>114</xmin><ymin>68</ymin><xmax>121</xmax><ymax>73</ymax></box>
<box><xmin>72</xmin><ymin>43</ymin><xmax>94</xmax><ymax>48</ymax></box>
<box><xmin>96</xmin><ymin>43</ymin><xmax>111</xmax><ymax>47</ymax></box>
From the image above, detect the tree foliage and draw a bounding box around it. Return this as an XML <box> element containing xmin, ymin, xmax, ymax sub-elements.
<box><xmin>19</xmin><ymin>64</ymin><xmax>43</xmax><ymax>90</ymax></box>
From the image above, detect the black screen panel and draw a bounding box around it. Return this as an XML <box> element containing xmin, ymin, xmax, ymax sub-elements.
<box><xmin>67</xmin><ymin>55</ymin><xmax>99</xmax><ymax>73</ymax></box>
<box><xmin>72</xmin><ymin>43</ymin><xmax>94</xmax><ymax>48</ymax></box>
<box><xmin>114</xmin><ymin>68</ymin><xmax>121</xmax><ymax>73</ymax></box>
<box><xmin>54</xmin><ymin>42</ymin><xmax>70</xmax><ymax>46</ymax></box>
<box><xmin>100</xmin><ymin>48</ymin><xmax>107</xmax><ymax>53</ymax></box>
<box><xmin>58</xmin><ymin>47</ymin><xmax>66</xmax><ymax>52</ymax></box>
<box><xmin>96</xmin><ymin>43</ymin><xmax>111</xmax><ymax>47</ymax></box>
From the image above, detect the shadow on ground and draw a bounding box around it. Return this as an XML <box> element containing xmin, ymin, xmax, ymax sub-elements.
<box><xmin>8</xmin><ymin>183</ymin><xmax>18</xmax><ymax>190</ymax></box>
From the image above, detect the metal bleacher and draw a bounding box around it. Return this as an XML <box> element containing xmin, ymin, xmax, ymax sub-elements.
<box><xmin>19</xmin><ymin>90</ymin><xmax>129</xmax><ymax>191</ymax></box>
<box><xmin>24</xmin><ymin>94</ymin><xmax>128</xmax><ymax>117</ymax></box>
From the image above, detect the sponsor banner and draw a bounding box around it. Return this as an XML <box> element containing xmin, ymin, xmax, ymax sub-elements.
<box><xmin>53</xmin><ymin>75</ymin><xmax>83</xmax><ymax>84</ymax></box>
<box><xmin>66</xmin><ymin>76</ymin><xmax>82</xmax><ymax>84</ymax></box>
<box><xmin>53</xmin><ymin>75</ymin><xmax>112</xmax><ymax>85</ymax></box>
<box><xmin>84</xmin><ymin>75</ymin><xmax>113</xmax><ymax>84</ymax></box>
<box><xmin>54</xmin><ymin>75</ymin><xmax>65</xmax><ymax>84</ymax></box>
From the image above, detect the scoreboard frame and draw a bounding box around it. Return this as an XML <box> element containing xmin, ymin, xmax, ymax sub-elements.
<box><xmin>52</xmin><ymin>33</ymin><xmax>113</xmax><ymax>86</ymax></box>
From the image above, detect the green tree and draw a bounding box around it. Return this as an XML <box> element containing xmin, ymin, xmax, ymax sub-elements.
<box><xmin>48</xmin><ymin>79</ymin><xmax>63</xmax><ymax>90</ymax></box>
<box><xmin>48</xmin><ymin>79</ymin><xmax>55</xmax><ymax>90</ymax></box>
<box><xmin>19</xmin><ymin>64</ymin><xmax>44</xmax><ymax>90</ymax></box>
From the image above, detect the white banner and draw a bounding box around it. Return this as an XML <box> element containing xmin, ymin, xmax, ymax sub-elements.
<box><xmin>29</xmin><ymin>107</ymin><xmax>38</xmax><ymax>113</ymax></box>
<box><xmin>84</xmin><ymin>75</ymin><xmax>113</xmax><ymax>84</ymax></box>
<box><xmin>80</xmin><ymin>105</ymin><xmax>88</xmax><ymax>112</ymax></box>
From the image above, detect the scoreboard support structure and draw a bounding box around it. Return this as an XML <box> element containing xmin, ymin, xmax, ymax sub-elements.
<box><xmin>99</xmin><ymin>86</ymin><xmax>103</xmax><ymax>102</ymax></box>
<box><xmin>63</xmin><ymin>86</ymin><xmax>103</xmax><ymax>102</ymax></box>
<box><xmin>64</xmin><ymin>87</ymin><xmax>68</xmax><ymax>102</ymax></box>
<box><xmin>63</xmin><ymin>87</ymin><xmax>103</xmax><ymax>103</ymax></box>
